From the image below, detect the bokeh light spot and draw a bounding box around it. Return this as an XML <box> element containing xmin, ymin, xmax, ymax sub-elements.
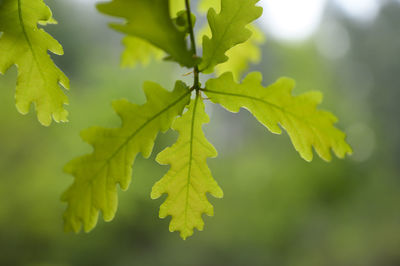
<box><xmin>347</xmin><ymin>123</ymin><xmax>376</xmax><ymax>162</ymax></box>
<box><xmin>259</xmin><ymin>0</ymin><xmax>327</xmax><ymax>42</ymax></box>
<box><xmin>334</xmin><ymin>0</ymin><xmax>381</xmax><ymax>22</ymax></box>
<box><xmin>315</xmin><ymin>20</ymin><xmax>351</xmax><ymax>60</ymax></box>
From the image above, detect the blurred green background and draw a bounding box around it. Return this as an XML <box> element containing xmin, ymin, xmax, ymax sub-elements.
<box><xmin>1</xmin><ymin>0</ymin><xmax>400</xmax><ymax>265</ymax></box>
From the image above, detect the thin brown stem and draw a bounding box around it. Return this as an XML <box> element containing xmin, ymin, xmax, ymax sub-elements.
<box><xmin>184</xmin><ymin>0</ymin><xmax>200</xmax><ymax>91</ymax></box>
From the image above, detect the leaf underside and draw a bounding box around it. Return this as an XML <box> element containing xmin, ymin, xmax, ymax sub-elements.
<box><xmin>97</xmin><ymin>0</ymin><xmax>195</xmax><ymax>67</ymax></box>
<box><xmin>118</xmin><ymin>0</ymin><xmax>189</xmax><ymax>68</ymax></box>
<box><xmin>0</xmin><ymin>0</ymin><xmax>69</xmax><ymax>126</ymax></box>
<box><xmin>152</xmin><ymin>95</ymin><xmax>223</xmax><ymax>240</ymax></box>
<box><xmin>118</xmin><ymin>0</ymin><xmax>265</xmax><ymax>77</ymax></box>
<box><xmin>205</xmin><ymin>72</ymin><xmax>353</xmax><ymax>162</ymax></box>
<box><xmin>62</xmin><ymin>82</ymin><xmax>190</xmax><ymax>233</ymax></box>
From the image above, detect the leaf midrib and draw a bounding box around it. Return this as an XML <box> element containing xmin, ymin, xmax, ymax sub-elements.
<box><xmin>201</xmin><ymin>1</ymin><xmax>249</xmax><ymax>72</ymax></box>
<box><xmin>17</xmin><ymin>0</ymin><xmax>46</xmax><ymax>81</ymax></box>
<box><xmin>204</xmin><ymin>89</ymin><xmax>323</xmax><ymax>132</ymax></box>
<box><xmin>184</xmin><ymin>94</ymin><xmax>199</xmax><ymax>231</ymax></box>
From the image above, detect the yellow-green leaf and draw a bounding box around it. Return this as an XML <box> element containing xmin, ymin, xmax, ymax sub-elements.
<box><xmin>199</xmin><ymin>0</ymin><xmax>263</xmax><ymax>73</ymax></box>
<box><xmin>97</xmin><ymin>0</ymin><xmax>195</xmax><ymax>67</ymax></box>
<box><xmin>170</xmin><ymin>0</ymin><xmax>185</xmax><ymax>16</ymax></box>
<box><xmin>197</xmin><ymin>0</ymin><xmax>265</xmax><ymax>80</ymax></box>
<box><xmin>0</xmin><ymin>0</ymin><xmax>69</xmax><ymax>126</ymax></box>
<box><xmin>120</xmin><ymin>36</ymin><xmax>163</xmax><ymax>68</ymax></box>
<box><xmin>199</xmin><ymin>23</ymin><xmax>265</xmax><ymax>81</ymax></box>
<box><xmin>152</xmin><ymin>95</ymin><xmax>223</xmax><ymax>240</ymax></box>
<box><xmin>198</xmin><ymin>0</ymin><xmax>218</xmax><ymax>13</ymax></box>
<box><xmin>205</xmin><ymin>72</ymin><xmax>352</xmax><ymax>161</ymax></box>
<box><xmin>119</xmin><ymin>0</ymin><xmax>188</xmax><ymax>68</ymax></box>
<box><xmin>62</xmin><ymin>81</ymin><xmax>191</xmax><ymax>233</ymax></box>
<box><xmin>215</xmin><ymin>25</ymin><xmax>265</xmax><ymax>80</ymax></box>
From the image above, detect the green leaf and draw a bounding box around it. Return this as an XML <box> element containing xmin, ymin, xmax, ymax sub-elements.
<box><xmin>97</xmin><ymin>0</ymin><xmax>195</xmax><ymax>67</ymax></box>
<box><xmin>215</xmin><ymin>25</ymin><xmax>265</xmax><ymax>80</ymax></box>
<box><xmin>173</xmin><ymin>10</ymin><xmax>197</xmax><ymax>34</ymax></box>
<box><xmin>198</xmin><ymin>0</ymin><xmax>218</xmax><ymax>13</ymax></box>
<box><xmin>170</xmin><ymin>0</ymin><xmax>185</xmax><ymax>16</ymax></box>
<box><xmin>151</xmin><ymin>95</ymin><xmax>223</xmax><ymax>240</ymax></box>
<box><xmin>199</xmin><ymin>23</ymin><xmax>265</xmax><ymax>80</ymax></box>
<box><xmin>119</xmin><ymin>0</ymin><xmax>188</xmax><ymax>68</ymax></box>
<box><xmin>62</xmin><ymin>81</ymin><xmax>191</xmax><ymax>233</ymax></box>
<box><xmin>120</xmin><ymin>9</ymin><xmax>196</xmax><ymax>68</ymax></box>
<box><xmin>0</xmin><ymin>0</ymin><xmax>69</xmax><ymax>126</ymax></box>
<box><xmin>120</xmin><ymin>36</ymin><xmax>163</xmax><ymax>68</ymax></box>
<box><xmin>197</xmin><ymin>0</ymin><xmax>265</xmax><ymax>79</ymax></box>
<box><xmin>199</xmin><ymin>0</ymin><xmax>263</xmax><ymax>73</ymax></box>
<box><xmin>205</xmin><ymin>72</ymin><xmax>352</xmax><ymax>162</ymax></box>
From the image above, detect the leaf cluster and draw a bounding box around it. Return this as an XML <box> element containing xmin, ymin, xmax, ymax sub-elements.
<box><xmin>0</xmin><ymin>0</ymin><xmax>352</xmax><ymax>239</ymax></box>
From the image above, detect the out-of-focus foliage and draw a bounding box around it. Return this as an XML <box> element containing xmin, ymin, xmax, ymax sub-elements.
<box><xmin>170</xmin><ymin>0</ymin><xmax>185</xmax><ymax>15</ymax></box>
<box><xmin>199</xmin><ymin>23</ymin><xmax>265</xmax><ymax>80</ymax></box>
<box><xmin>97</xmin><ymin>0</ymin><xmax>195</xmax><ymax>67</ymax></box>
<box><xmin>0</xmin><ymin>0</ymin><xmax>69</xmax><ymax>126</ymax></box>
<box><xmin>214</xmin><ymin>25</ymin><xmax>265</xmax><ymax>80</ymax></box>
<box><xmin>0</xmin><ymin>1</ymin><xmax>400</xmax><ymax>265</ymax></box>
<box><xmin>120</xmin><ymin>36</ymin><xmax>163</xmax><ymax>68</ymax></box>
<box><xmin>119</xmin><ymin>0</ymin><xmax>266</xmax><ymax>80</ymax></box>
<box><xmin>118</xmin><ymin>0</ymin><xmax>188</xmax><ymax>68</ymax></box>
